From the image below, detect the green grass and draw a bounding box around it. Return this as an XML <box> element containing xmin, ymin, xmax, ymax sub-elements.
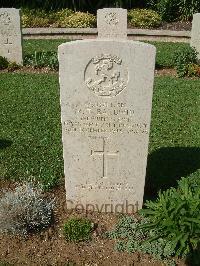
<box><xmin>0</xmin><ymin>73</ymin><xmax>63</xmax><ymax>189</ymax></box>
<box><xmin>149</xmin><ymin>42</ymin><xmax>189</xmax><ymax>68</ymax></box>
<box><xmin>23</xmin><ymin>39</ymin><xmax>67</xmax><ymax>55</ymax></box>
<box><xmin>23</xmin><ymin>39</ymin><xmax>189</xmax><ymax>68</ymax></box>
<box><xmin>0</xmin><ymin>74</ymin><xmax>199</xmax><ymax>192</ymax></box>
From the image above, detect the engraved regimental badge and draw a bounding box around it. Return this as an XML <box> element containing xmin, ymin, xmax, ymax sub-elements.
<box><xmin>84</xmin><ymin>54</ymin><xmax>129</xmax><ymax>97</ymax></box>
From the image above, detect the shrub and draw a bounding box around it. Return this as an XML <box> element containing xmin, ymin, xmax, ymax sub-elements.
<box><xmin>57</xmin><ymin>12</ymin><xmax>96</xmax><ymax>28</ymax></box>
<box><xmin>0</xmin><ymin>56</ymin><xmax>9</xmax><ymax>70</ymax></box>
<box><xmin>21</xmin><ymin>9</ymin><xmax>96</xmax><ymax>28</ymax></box>
<box><xmin>107</xmin><ymin>173</ymin><xmax>200</xmax><ymax>262</ymax></box>
<box><xmin>22</xmin><ymin>8</ymin><xmax>51</xmax><ymax>27</ymax></box>
<box><xmin>106</xmin><ymin>215</ymin><xmax>176</xmax><ymax>264</ymax></box>
<box><xmin>179</xmin><ymin>0</ymin><xmax>200</xmax><ymax>21</ymax></box>
<box><xmin>156</xmin><ymin>0</ymin><xmax>180</xmax><ymax>22</ymax></box>
<box><xmin>173</xmin><ymin>46</ymin><xmax>198</xmax><ymax>77</ymax></box>
<box><xmin>63</xmin><ymin>218</ymin><xmax>93</xmax><ymax>242</ymax></box>
<box><xmin>128</xmin><ymin>9</ymin><xmax>162</xmax><ymax>28</ymax></box>
<box><xmin>24</xmin><ymin>51</ymin><xmax>59</xmax><ymax>70</ymax></box>
<box><xmin>0</xmin><ymin>182</ymin><xmax>54</xmax><ymax>235</ymax></box>
<box><xmin>140</xmin><ymin>174</ymin><xmax>200</xmax><ymax>257</ymax></box>
<box><xmin>151</xmin><ymin>0</ymin><xmax>200</xmax><ymax>21</ymax></box>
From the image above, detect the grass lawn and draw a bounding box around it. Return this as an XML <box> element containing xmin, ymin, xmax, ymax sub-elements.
<box><xmin>0</xmin><ymin>73</ymin><xmax>199</xmax><ymax>194</ymax></box>
<box><xmin>23</xmin><ymin>39</ymin><xmax>189</xmax><ymax>68</ymax></box>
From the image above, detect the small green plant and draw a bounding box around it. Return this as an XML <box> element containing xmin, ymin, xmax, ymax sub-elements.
<box><xmin>128</xmin><ymin>9</ymin><xmax>162</xmax><ymax>29</ymax></box>
<box><xmin>106</xmin><ymin>215</ymin><xmax>176</xmax><ymax>264</ymax></box>
<box><xmin>24</xmin><ymin>51</ymin><xmax>59</xmax><ymax>70</ymax></box>
<box><xmin>0</xmin><ymin>182</ymin><xmax>54</xmax><ymax>235</ymax></box>
<box><xmin>63</xmin><ymin>218</ymin><xmax>93</xmax><ymax>242</ymax></box>
<box><xmin>140</xmin><ymin>174</ymin><xmax>200</xmax><ymax>257</ymax></box>
<box><xmin>173</xmin><ymin>46</ymin><xmax>198</xmax><ymax>77</ymax></box>
<box><xmin>7</xmin><ymin>62</ymin><xmax>21</xmax><ymax>72</ymax></box>
<box><xmin>0</xmin><ymin>56</ymin><xmax>9</xmax><ymax>70</ymax></box>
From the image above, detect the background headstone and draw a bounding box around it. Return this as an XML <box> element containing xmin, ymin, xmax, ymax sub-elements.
<box><xmin>59</xmin><ymin>8</ymin><xmax>156</xmax><ymax>213</ymax></box>
<box><xmin>97</xmin><ymin>8</ymin><xmax>127</xmax><ymax>39</ymax></box>
<box><xmin>191</xmin><ymin>13</ymin><xmax>200</xmax><ymax>60</ymax></box>
<box><xmin>0</xmin><ymin>8</ymin><xmax>23</xmax><ymax>65</ymax></box>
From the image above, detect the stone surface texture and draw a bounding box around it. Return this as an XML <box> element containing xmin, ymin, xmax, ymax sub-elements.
<box><xmin>59</xmin><ymin>8</ymin><xmax>156</xmax><ymax>213</ymax></box>
<box><xmin>97</xmin><ymin>8</ymin><xmax>127</xmax><ymax>39</ymax></box>
<box><xmin>0</xmin><ymin>8</ymin><xmax>23</xmax><ymax>64</ymax></box>
<box><xmin>191</xmin><ymin>13</ymin><xmax>200</xmax><ymax>60</ymax></box>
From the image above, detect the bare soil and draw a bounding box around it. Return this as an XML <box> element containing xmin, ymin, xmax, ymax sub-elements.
<box><xmin>129</xmin><ymin>21</ymin><xmax>192</xmax><ymax>31</ymax></box>
<box><xmin>0</xmin><ymin>180</ymin><xmax>186</xmax><ymax>266</ymax></box>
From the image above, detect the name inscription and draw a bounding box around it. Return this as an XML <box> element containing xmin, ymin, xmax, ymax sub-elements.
<box><xmin>63</xmin><ymin>101</ymin><xmax>149</xmax><ymax>135</ymax></box>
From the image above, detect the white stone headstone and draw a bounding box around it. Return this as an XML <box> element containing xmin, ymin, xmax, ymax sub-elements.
<box><xmin>0</xmin><ymin>8</ymin><xmax>23</xmax><ymax>65</ymax></box>
<box><xmin>97</xmin><ymin>8</ymin><xmax>127</xmax><ymax>39</ymax></box>
<box><xmin>59</xmin><ymin>8</ymin><xmax>156</xmax><ymax>213</ymax></box>
<box><xmin>191</xmin><ymin>13</ymin><xmax>200</xmax><ymax>60</ymax></box>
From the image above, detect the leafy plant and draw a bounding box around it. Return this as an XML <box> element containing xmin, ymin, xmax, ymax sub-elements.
<box><xmin>179</xmin><ymin>0</ymin><xmax>200</xmax><ymax>21</ymax></box>
<box><xmin>0</xmin><ymin>182</ymin><xmax>54</xmax><ymax>235</ymax></box>
<box><xmin>24</xmin><ymin>51</ymin><xmax>59</xmax><ymax>70</ymax></box>
<box><xmin>0</xmin><ymin>56</ymin><xmax>9</xmax><ymax>70</ymax></box>
<box><xmin>63</xmin><ymin>218</ymin><xmax>93</xmax><ymax>242</ymax></box>
<box><xmin>107</xmin><ymin>173</ymin><xmax>200</xmax><ymax>263</ymax></box>
<box><xmin>140</xmin><ymin>174</ymin><xmax>200</xmax><ymax>257</ymax></box>
<box><xmin>173</xmin><ymin>46</ymin><xmax>198</xmax><ymax>77</ymax></box>
<box><xmin>106</xmin><ymin>215</ymin><xmax>176</xmax><ymax>264</ymax></box>
<box><xmin>128</xmin><ymin>8</ymin><xmax>162</xmax><ymax>28</ymax></box>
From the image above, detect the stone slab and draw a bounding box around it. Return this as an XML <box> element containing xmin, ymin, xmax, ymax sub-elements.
<box><xmin>59</xmin><ymin>39</ymin><xmax>156</xmax><ymax>213</ymax></box>
<box><xmin>191</xmin><ymin>13</ymin><xmax>200</xmax><ymax>60</ymax></box>
<box><xmin>0</xmin><ymin>8</ymin><xmax>23</xmax><ymax>64</ymax></box>
<box><xmin>97</xmin><ymin>8</ymin><xmax>127</xmax><ymax>39</ymax></box>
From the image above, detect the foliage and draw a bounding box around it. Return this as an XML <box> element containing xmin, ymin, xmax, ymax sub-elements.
<box><xmin>178</xmin><ymin>0</ymin><xmax>200</xmax><ymax>21</ymax></box>
<box><xmin>7</xmin><ymin>62</ymin><xmax>21</xmax><ymax>72</ymax></box>
<box><xmin>0</xmin><ymin>56</ymin><xmax>9</xmax><ymax>70</ymax></box>
<box><xmin>0</xmin><ymin>0</ymin><xmax>147</xmax><ymax>13</ymax></box>
<box><xmin>55</xmin><ymin>11</ymin><xmax>96</xmax><ymax>28</ymax></box>
<box><xmin>21</xmin><ymin>8</ymin><xmax>74</xmax><ymax>27</ymax></box>
<box><xmin>21</xmin><ymin>8</ymin><xmax>96</xmax><ymax>28</ymax></box>
<box><xmin>149</xmin><ymin>0</ymin><xmax>200</xmax><ymax>21</ymax></box>
<box><xmin>173</xmin><ymin>46</ymin><xmax>198</xmax><ymax>77</ymax></box>
<box><xmin>107</xmin><ymin>173</ymin><xmax>200</xmax><ymax>263</ymax></box>
<box><xmin>156</xmin><ymin>0</ymin><xmax>180</xmax><ymax>22</ymax></box>
<box><xmin>24</xmin><ymin>51</ymin><xmax>59</xmax><ymax>70</ymax></box>
<box><xmin>128</xmin><ymin>8</ymin><xmax>162</xmax><ymax>28</ymax></box>
<box><xmin>0</xmin><ymin>182</ymin><xmax>54</xmax><ymax>235</ymax></box>
<box><xmin>106</xmin><ymin>215</ymin><xmax>176</xmax><ymax>264</ymax></box>
<box><xmin>140</xmin><ymin>174</ymin><xmax>200</xmax><ymax>258</ymax></box>
<box><xmin>63</xmin><ymin>218</ymin><xmax>93</xmax><ymax>242</ymax></box>
<box><xmin>187</xmin><ymin>63</ymin><xmax>200</xmax><ymax>77</ymax></box>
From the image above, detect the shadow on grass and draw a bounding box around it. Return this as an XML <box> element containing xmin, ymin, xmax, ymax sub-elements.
<box><xmin>0</xmin><ymin>139</ymin><xmax>12</xmax><ymax>150</ymax></box>
<box><xmin>144</xmin><ymin>147</ymin><xmax>200</xmax><ymax>200</ymax></box>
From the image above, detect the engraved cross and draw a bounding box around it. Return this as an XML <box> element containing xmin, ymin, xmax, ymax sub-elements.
<box><xmin>4</xmin><ymin>38</ymin><xmax>12</xmax><ymax>54</ymax></box>
<box><xmin>91</xmin><ymin>138</ymin><xmax>119</xmax><ymax>178</ymax></box>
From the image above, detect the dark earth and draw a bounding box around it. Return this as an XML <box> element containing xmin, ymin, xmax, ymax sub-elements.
<box><xmin>128</xmin><ymin>21</ymin><xmax>192</xmax><ymax>31</ymax></box>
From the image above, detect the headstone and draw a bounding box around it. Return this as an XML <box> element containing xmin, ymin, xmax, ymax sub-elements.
<box><xmin>191</xmin><ymin>13</ymin><xmax>200</xmax><ymax>60</ymax></box>
<box><xmin>59</xmin><ymin>8</ymin><xmax>156</xmax><ymax>213</ymax></box>
<box><xmin>97</xmin><ymin>8</ymin><xmax>127</xmax><ymax>39</ymax></box>
<box><xmin>0</xmin><ymin>8</ymin><xmax>23</xmax><ymax>65</ymax></box>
